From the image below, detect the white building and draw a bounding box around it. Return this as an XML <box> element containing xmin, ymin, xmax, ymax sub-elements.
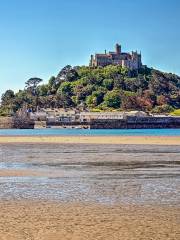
<box><xmin>80</xmin><ymin>111</ymin><xmax>147</xmax><ymax>122</ymax></box>
<box><xmin>29</xmin><ymin>109</ymin><xmax>77</xmax><ymax>122</ymax></box>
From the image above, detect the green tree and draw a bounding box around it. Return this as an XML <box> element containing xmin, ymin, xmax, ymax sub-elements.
<box><xmin>57</xmin><ymin>82</ymin><xmax>73</xmax><ymax>96</ymax></box>
<box><xmin>1</xmin><ymin>90</ymin><xmax>15</xmax><ymax>105</ymax></box>
<box><xmin>57</xmin><ymin>82</ymin><xmax>73</xmax><ymax>107</ymax></box>
<box><xmin>104</xmin><ymin>90</ymin><xmax>121</xmax><ymax>108</ymax></box>
<box><xmin>152</xmin><ymin>104</ymin><xmax>174</xmax><ymax>113</ymax></box>
<box><xmin>103</xmin><ymin>79</ymin><xmax>114</xmax><ymax>90</ymax></box>
<box><xmin>25</xmin><ymin>78</ymin><xmax>43</xmax><ymax>110</ymax></box>
<box><xmin>38</xmin><ymin>84</ymin><xmax>49</xmax><ymax>96</ymax></box>
<box><xmin>48</xmin><ymin>76</ymin><xmax>57</xmax><ymax>93</ymax></box>
<box><xmin>25</xmin><ymin>78</ymin><xmax>43</xmax><ymax>95</ymax></box>
<box><xmin>86</xmin><ymin>90</ymin><xmax>104</xmax><ymax>108</ymax></box>
<box><xmin>0</xmin><ymin>90</ymin><xmax>15</xmax><ymax>115</ymax></box>
<box><xmin>56</xmin><ymin>65</ymin><xmax>79</xmax><ymax>83</ymax></box>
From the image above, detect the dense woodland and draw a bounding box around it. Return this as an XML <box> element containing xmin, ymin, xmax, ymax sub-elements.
<box><xmin>0</xmin><ymin>65</ymin><xmax>180</xmax><ymax>116</ymax></box>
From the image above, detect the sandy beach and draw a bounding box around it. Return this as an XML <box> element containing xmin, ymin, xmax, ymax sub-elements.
<box><xmin>0</xmin><ymin>135</ymin><xmax>180</xmax><ymax>145</ymax></box>
<box><xmin>0</xmin><ymin>201</ymin><xmax>179</xmax><ymax>240</ymax></box>
<box><xmin>0</xmin><ymin>141</ymin><xmax>179</xmax><ymax>239</ymax></box>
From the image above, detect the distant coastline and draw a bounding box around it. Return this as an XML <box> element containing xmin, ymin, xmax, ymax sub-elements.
<box><xmin>1</xmin><ymin>114</ymin><xmax>180</xmax><ymax>129</ymax></box>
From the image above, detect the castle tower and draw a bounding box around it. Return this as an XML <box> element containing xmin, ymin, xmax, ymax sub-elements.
<box><xmin>115</xmin><ymin>43</ymin><xmax>121</xmax><ymax>55</ymax></box>
<box><xmin>137</xmin><ymin>52</ymin><xmax>142</xmax><ymax>69</ymax></box>
<box><xmin>90</xmin><ymin>55</ymin><xmax>94</xmax><ymax>67</ymax></box>
<box><xmin>131</xmin><ymin>51</ymin><xmax>142</xmax><ymax>69</ymax></box>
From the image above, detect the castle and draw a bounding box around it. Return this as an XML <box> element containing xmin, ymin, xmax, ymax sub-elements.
<box><xmin>90</xmin><ymin>43</ymin><xmax>142</xmax><ymax>70</ymax></box>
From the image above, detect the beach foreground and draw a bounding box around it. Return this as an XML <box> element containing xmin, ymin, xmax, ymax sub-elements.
<box><xmin>0</xmin><ymin>201</ymin><xmax>179</xmax><ymax>240</ymax></box>
<box><xmin>0</xmin><ymin>135</ymin><xmax>180</xmax><ymax>145</ymax></box>
<box><xmin>0</xmin><ymin>141</ymin><xmax>179</xmax><ymax>239</ymax></box>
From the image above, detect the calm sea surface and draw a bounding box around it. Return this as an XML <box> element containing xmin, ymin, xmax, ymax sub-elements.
<box><xmin>0</xmin><ymin>128</ymin><xmax>180</xmax><ymax>136</ymax></box>
<box><xmin>0</xmin><ymin>143</ymin><xmax>179</xmax><ymax>205</ymax></box>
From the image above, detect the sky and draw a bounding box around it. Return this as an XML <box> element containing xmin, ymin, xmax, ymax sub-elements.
<box><xmin>0</xmin><ymin>0</ymin><xmax>180</xmax><ymax>96</ymax></box>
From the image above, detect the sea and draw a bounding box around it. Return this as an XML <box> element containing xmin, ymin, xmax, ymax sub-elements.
<box><xmin>0</xmin><ymin>128</ymin><xmax>180</xmax><ymax>136</ymax></box>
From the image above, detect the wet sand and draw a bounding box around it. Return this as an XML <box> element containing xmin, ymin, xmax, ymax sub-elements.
<box><xmin>0</xmin><ymin>142</ymin><xmax>180</xmax><ymax>239</ymax></box>
<box><xmin>0</xmin><ymin>135</ymin><xmax>180</xmax><ymax>145</ymax></box>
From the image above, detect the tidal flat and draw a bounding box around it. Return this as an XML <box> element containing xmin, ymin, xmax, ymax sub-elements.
<box><xmin>0</xmin><ymin>142</ymin><xmax>179</xmax><ymax>239</ymax></box>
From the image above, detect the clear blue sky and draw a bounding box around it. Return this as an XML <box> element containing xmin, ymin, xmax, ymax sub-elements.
<box><xmin>0</xmin><ymin>0</ymin><xmax>180</xmax><ymax>96</ymax></box>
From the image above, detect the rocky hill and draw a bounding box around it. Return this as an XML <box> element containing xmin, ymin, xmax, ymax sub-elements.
<box><xmin>0</xmin><ymin>65</ymin><xmax>180</xmax><ymax>115</ymax></box>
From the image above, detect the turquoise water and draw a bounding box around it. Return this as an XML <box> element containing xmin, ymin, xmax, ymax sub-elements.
<box><xmin>0</xmin><ymin>128</ymin><xmax>180</xmax><ymax>136</ymax></box>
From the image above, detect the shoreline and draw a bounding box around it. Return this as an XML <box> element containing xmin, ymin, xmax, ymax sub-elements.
<box><xmin>0</xmin><ymin>135</ymin><xmax>180</xmax><ymax>145</ymax></box>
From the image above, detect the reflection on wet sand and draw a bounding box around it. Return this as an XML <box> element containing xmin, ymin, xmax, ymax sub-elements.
<box><xmin>0</xmin><ymin>143</ymin><xmax>180</xmax><ymax>204</ymax></box>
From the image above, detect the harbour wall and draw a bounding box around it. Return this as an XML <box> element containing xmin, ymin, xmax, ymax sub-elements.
<box><xmin>46</xmin><ymin>121</ymin><xmax>89</xmax><ymax>129</ymax></box>
<box><xmin>1</xmin><ymin>116</ymin><xmax>180</xmax><ymax>129</ymax></box>
<box><xmin>0</xmin><ymin>117</ymin><xmax>14</xmax><ymax>129</ymax></box>
<box><xmin>90</xmin><ymin>117</ymin><xmax>180</xmax><ymax>129</ymax></box>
